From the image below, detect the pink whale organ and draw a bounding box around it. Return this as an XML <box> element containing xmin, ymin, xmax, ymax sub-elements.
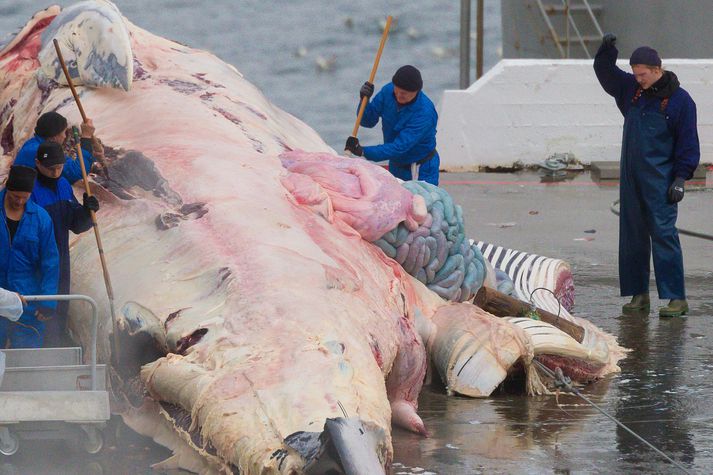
<box><xmin>280</xmin><ymin>152</ymin><xmax>427</xmax><ymax>241</ymax></box>
<box><xmin>282</xmin><ymin>154</ymin><xmax>489</xmax><ymax>304</ymax></box>
<box><xmin>0</xmin><ymin>3</ymin><xmax>626</xmax><ymax>473</ymax></box>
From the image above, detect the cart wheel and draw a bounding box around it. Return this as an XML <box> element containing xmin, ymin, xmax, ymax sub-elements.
<box><xmin>81</xmin><ymin>427</ymin><xmax>104</xmax><ymax>455</ymax></box>
<box><xmin>0</xmin><ymin>429</ymin><xmax>19</xmax><ymax>456</ymax></box>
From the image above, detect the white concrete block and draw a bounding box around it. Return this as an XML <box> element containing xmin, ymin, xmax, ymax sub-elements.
<box><xmin>437</xmin><ymin>59</ymin><xmax>713</xmax><ymax>170</ymax></box>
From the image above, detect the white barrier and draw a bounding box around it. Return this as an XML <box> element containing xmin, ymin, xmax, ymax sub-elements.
<box><xmin>437</xmin><ymin>59</ymin><xmax>713</xmax><ymax>170</ymax></box>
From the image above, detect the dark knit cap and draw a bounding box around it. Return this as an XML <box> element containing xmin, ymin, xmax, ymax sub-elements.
<box><xmin>34</xmin><ymin>111</ymin><xmax>68</xmax><ymax>139</ymax></box>
<box><xmin>629</xmin><ymin>46</ymin><xmax>662</xmax><ymax>67</ymax></box>
<box><xmin>36</xmin><ymin>142</ymin><xmax>66</xmax><ymax>167</ymax></box>
<box><xmin>6</xmin><ymin>165</ymin><xmax>37</xmax><ymax>193</ymax></box>
<box><xmin>392</xmin><ymin>65</ymin><xmax>423</xmax><ymax>92</ymax></box>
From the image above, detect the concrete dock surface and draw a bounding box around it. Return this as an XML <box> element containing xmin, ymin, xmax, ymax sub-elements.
<box><xmin>391</xmin><ymin>170</ymin><xmax>713</xmax><ymax>475</ymax></box>
<box><xmin>1</xmin><ymin>170</ymin><xmax>711</xmax><ymax>474</ymax></box>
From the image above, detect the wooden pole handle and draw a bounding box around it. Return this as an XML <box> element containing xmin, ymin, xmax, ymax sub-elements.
<box><xmin>474</xmin><ymin>286</ymin><xmax>585</xmax><ymax>343</ymax></box>
<box><xmin>349</xmin><ymin>15</ymin><xmax>393</xmax><ymax>140</ymax></box>
<box><xmin>53</xmin><ymin>39</ymin><xmax>88</xmax><ymax>123</ymax></box>
<box><xmin>53</xmin><ymin>35</ymin><xmax>123</xmax><ymax>367</ymax></box>
<box><xmin>73</xmin><ymin>128</ymin><xmax>120</xmax><ymax>361</ymax></box>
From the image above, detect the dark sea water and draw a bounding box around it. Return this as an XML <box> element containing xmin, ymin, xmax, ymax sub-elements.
<box><xmin>1</xmin><ymin>0</ymin><xmax>503</xmax><ymax>151</ymax></box>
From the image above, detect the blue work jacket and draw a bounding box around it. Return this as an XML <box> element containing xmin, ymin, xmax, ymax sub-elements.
<box><xmin>594</xmin><ymin>45</ymin><xmax>700</xmax><ymax>180</ymax></box>
<box><xmin>14</xmin><ymin>135</ymin><xmax>95</xmax><ymax>184</ymax></box>
<box><xmin>32</xmin><ymin>178</ymin><xmax>92</xmax><ymax>297</ymax></box>
<box><xmin>0</xmin><ymin>189</ymin><xmax>60</xmax><ymax>320</ymax></box>
<box><xmin>358</xmin><ymin>83</ymin><xmax>440</xmax><ymax>184</ymax></box>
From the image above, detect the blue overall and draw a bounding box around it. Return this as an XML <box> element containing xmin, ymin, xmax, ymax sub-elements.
<box><xmin>32</xmin><ymin>177</ymin><xmax>93</xmax><ymax>346</ymax></box>
<box><xmin>358</xmin><ymin>83</ymin><xmax>440</xmax><ymax>185</ymax></box>
<box><xmin>0</xmin><ymin>191</ymin><xmax>60</xmax><ymax>348</ymax></box>
<box><xmin>620</xmin><ymin>98</ymin><xmax>684</xmax><ymax>299</ymax></box>
<box><xmin>594</xmin><ymin>43</ymin><xmax>699</xmax><ymax>300</ymax></box>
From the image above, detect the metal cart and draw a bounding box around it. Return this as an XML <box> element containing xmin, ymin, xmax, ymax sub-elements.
<box><xmin>0</xmin><ymin>294</ymin><xmax>109</xmax><ymax>456</ymax></box>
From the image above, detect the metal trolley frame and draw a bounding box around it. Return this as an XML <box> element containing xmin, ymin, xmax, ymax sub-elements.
<box><xmin>0</xmin><ymin>294</ymin><xmax>109</xmax><ymax>456</ymax></box>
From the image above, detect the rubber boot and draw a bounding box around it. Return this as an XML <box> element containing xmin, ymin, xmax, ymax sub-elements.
<box><xmin>659</xmin><ymin>299</ymin><xmax>689</xmax><ymax>318</ymax></box>
<box><xmin>622</xmin><ymin>294</ymin><xmax>650</xmax><ymax>313</ymax></box>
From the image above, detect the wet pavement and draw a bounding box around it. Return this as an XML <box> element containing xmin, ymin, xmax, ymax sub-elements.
<box><xmin>1</xmin><ymin>170</ymin><xmax>712</xmax><ymax>474</ymax></box>
<box><xmin>0</xmin><ymin>426</ymin><xmax>171</xmax><ymax>475</ymax></box>
<box><xmin>391</xmin><ymin>170</ymin><xmax>713</xmax><ymax>475</ymax></box>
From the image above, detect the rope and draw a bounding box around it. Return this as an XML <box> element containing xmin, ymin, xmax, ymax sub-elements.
<box><xmin>538</xmin><ymin>155</ymin><xmax>569</xmax><ymax>178</ymax></box>
<box><xmin>477</xmin><ymin>242</ymin><xmax>576</xmax><ymax>312</ymax></box>
<box><xmin>11</xmin><ymin>321</ymin><xmax>42</xmax><ymax>340</ymax></box>
<box><xmin>528</xmin><ymin>286</ymin><xmax>562</xmax><ymax>322</ymax></box>
<box><xmin>610</xmin><ymin>199</ymin><xmax>713</xmax><ymax>242</ymax></box>
<box><xmin>533</xmin><ymin>360</ymin><xmax>692</xmax><ymax>474</ymax></box>
<box><xmin>540</xmin><ymin>157</ymin><xmax>568</xmax><ymax>171</ymax></box>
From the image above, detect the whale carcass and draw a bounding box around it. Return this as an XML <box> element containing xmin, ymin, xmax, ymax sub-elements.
<box><xmin>0</xmin><ymin>2</ymin><xmax>626</xmax><ymax>473</ymax></box>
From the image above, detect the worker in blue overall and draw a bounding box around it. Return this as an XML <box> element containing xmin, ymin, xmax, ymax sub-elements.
<box><xmin>594</xmin><ymin>34</ymin><xmax>700</xmax><ymax>317</ymax></box>
<box><xmin>0</xmin><ymin>166</ymin><xmax>60</xmax><ymax>348</ymax></box>
<box><xmin>14</xmin><ymin>111</ymin><xmax>97</xmax><ymax>185</ymax></box>
<box><xmin>345</xmin><ymin>65</ymin><xmax>440</xmax><ymax>185</ymax></box>
<box><xmin>32</xmin><ymin>142</ymin><xmax>99</xmax><ymax>346</ymax></box>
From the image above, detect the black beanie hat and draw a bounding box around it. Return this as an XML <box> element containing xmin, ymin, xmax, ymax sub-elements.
<box><xmin>34</xmin><ymin>111</ymin><xmax>68</xmax><ymax>139</ymax></box>
<box><xmin>36</xmin><ymin>141</ymin><xmax>66</xmax><ymax>167</ymax></box>
<box><xmin>629</xmin><ymin>46</ymin><xmax>662</xmax><ymax>67</ymax></box>
<box><xmin>392</xmin><ymin>65</ymin><xmax>423</xmax><ymax>92</ymax></box>
<box><xmin>6</xmin><ymin>165</ymin><xmax>37</xmax><ymax>193</ymax></box>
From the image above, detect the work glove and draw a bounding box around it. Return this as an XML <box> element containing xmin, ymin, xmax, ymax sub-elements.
<box><xmin>344</xmin><ymin>136</ymin><xmax>363</xmax><ymax>157</ymax></box>
<box><xmin>360</xmin><ymin>81</ymin><xmax>374</xmax><ymax>99</ymax></box>
<box><xmin>601</xmin><ymin>33</ymin><xmax>617</xmax><ymax>48</ymax></box>
<box><xmin>83</xmin><ymin>192</ymin><xmax>100</xmax><ymax>212</ymax></box>
<box><xmin>35</xmin><ymin>305</ymin><xmax>56</xmax><ymax>322</ymax></box>
<box><xmin>668</xmin><ymin>177</ymin><xmax>685</xmax><ymax>203</ymax></box>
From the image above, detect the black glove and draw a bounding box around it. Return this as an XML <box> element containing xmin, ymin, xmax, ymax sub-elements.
<box><xmin>83</xmin><ymin>192</ymin><xmax>100</xmax><ymax>212</ymax></box>
<box><xmin>602</xmin><ymin>33</ymin><xmax>617</xmax><ymax>48</ymax></box>
<box><xmin>359</xmin><ymin>81</ymin><xmax>374</xmax><ymax>100</ymax></box>
<box><xmin>344</xmin><ymin>136</ymin><xmax>363</xmax><ymax>157</ymax></box>
<box><xmin>668</xmin><ymin>177</ymin><xmax>685</xmax><ymax>203</ymax></box>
